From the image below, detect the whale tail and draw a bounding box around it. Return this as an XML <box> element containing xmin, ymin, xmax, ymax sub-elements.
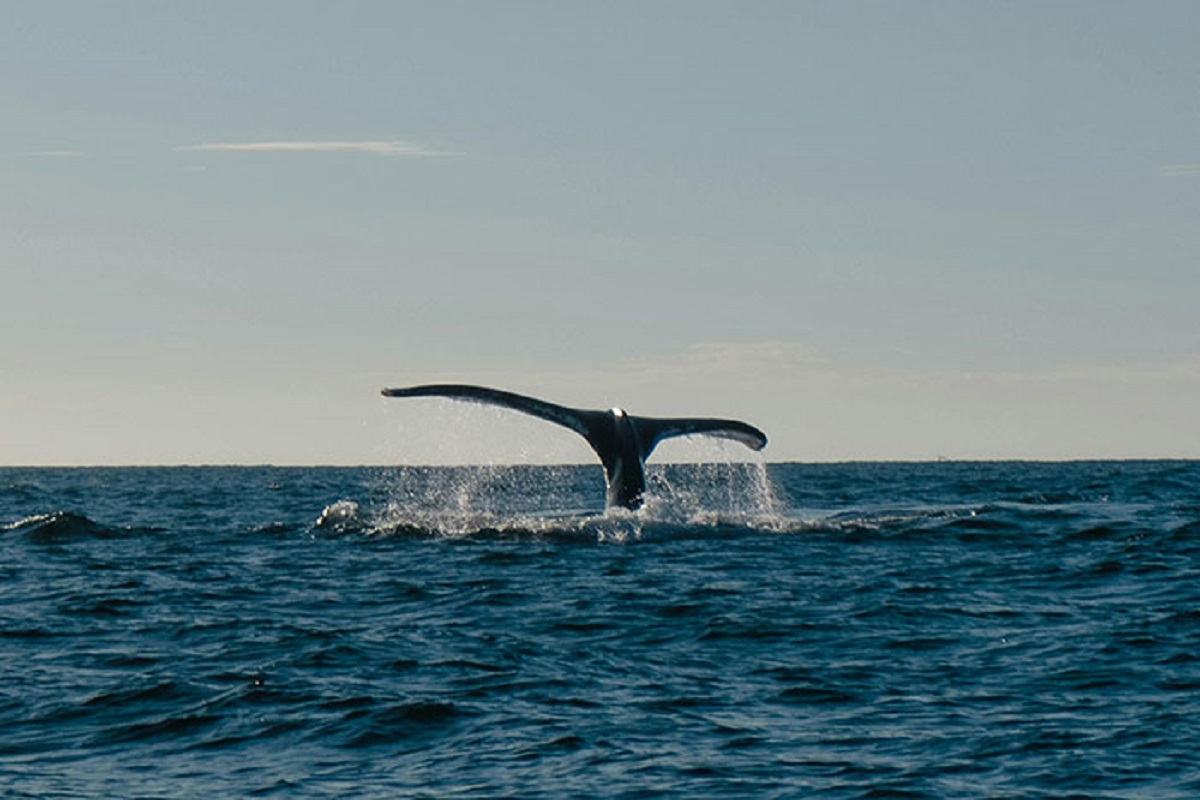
<box><xmin>633</xmin><ymin>416</ymin><xmax>767</xmax><ymax>459</ymax></box>
<box><xmin>381</xmin><ymin>384</ymin><xmax>767</xmax><ymax>510</ymax></box>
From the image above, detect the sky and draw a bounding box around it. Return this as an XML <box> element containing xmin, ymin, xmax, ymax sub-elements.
<box><xmin>2</xmin><ymin>1</ymin><xmax>1198</xmax><ymax>465</ymax></box>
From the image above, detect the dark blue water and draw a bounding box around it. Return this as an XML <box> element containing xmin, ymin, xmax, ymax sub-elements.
<box><xmin>2</xmin><ymin>461</ymin><xmax>1199</xmax><ymax>798</ymax></box>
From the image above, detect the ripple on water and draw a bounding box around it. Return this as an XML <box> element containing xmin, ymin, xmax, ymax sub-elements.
<box><xmin>1</xmin><ymin>463</ymin><xmax>1200</xmax><ymax>798</ymax></box>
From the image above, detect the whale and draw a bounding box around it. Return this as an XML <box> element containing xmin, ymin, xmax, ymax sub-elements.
<box><xmin>380</xmin><ymin>384</ymin><xmax>768</xmax><ymax>510</ymax></box>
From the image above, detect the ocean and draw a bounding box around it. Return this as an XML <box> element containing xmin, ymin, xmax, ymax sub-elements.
<box><xmin>2</xmin><ymin>461</ymin><xmax>1198</xmax><ymax>798</ymax></box>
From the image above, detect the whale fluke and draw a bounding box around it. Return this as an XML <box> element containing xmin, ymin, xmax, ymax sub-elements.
<box><xmin>381</xmin><ymin>383</ymin><xmax>767</xmax><ymax>510</ymax></box>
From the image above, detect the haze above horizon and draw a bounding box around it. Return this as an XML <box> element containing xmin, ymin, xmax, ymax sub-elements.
<box><xmin>3</xmin><ymin>2</ymin><xmax>1198</xmax><ymax>465</ymax></box>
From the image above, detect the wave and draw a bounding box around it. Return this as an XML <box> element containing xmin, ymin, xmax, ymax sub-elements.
<box><xmin>0</xmin><ymin>511</ymin><xmax>152</xmax><ymax>544</ymax></box>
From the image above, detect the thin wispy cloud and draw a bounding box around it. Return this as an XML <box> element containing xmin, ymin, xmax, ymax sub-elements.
<box><xmin>1158</xmin><ymin>163</ymin><xmax>1200</xmax><ymax>177</ymax></box>
<box><xmin>176</xmin><ymin>140</ymin><xmax>446</xmax><ymax>158</ymax></box>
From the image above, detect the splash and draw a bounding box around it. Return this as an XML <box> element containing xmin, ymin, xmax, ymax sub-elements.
<box><xmin>315</xmin><ymin>494</ymin><xmax>644</xmax><ymax>542</ymax></box>
<box><xmin>645</xmin><ymin>461</ymin><xmax>778</xmax><ymax>521</ymax></box>
<box><xmin>320</xmin><ymin>438</ymin><xmax>791</xmax><ymax>540</ymax></box>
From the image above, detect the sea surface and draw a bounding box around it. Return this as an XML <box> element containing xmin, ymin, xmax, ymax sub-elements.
<box><xmin>2</xmin><ymin>461</ymin><xmax>1199</xmax><ymax>798</ymax></box>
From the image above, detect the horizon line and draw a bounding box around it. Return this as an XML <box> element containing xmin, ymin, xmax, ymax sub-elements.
<box><xmin>3</xmin><ymin>456</ymin><xmax>1197</xmax><ymax>469</ymax></box>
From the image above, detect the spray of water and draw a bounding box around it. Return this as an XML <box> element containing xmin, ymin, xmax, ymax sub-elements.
<box><xmin>643</xmin><ymin>439</ymin><xmax>781</xmax><ymax>527</ymax></box>
<box><xmin>338</xmin><ymin>401</ymin><xmax>793</xmax><ymax>540</ymax></box>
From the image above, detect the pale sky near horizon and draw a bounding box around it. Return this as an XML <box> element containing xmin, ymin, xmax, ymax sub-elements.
<box><xmin>3</xmin><ymin>1</ymin><xmax>1198</xmax><ymax>465</ymax></box>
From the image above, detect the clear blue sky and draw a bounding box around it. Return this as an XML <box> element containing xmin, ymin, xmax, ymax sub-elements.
<box><xmin>3</xmin><ymin>1</ymin><xmax>1197</xmax><ymax>464</ymax></box>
